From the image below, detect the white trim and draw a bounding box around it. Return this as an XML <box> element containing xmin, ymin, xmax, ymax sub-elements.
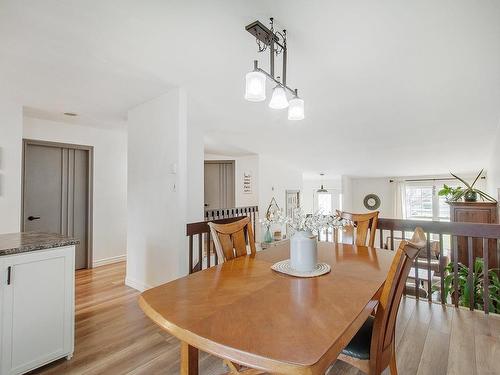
<box><xmin>92</xmin><ymin>254</ymin><xmax>126</xmax><ymax>268</ymax></box>
<box><xmin>125</xmin><ymin>277</ymin><xmax>151</xmax><ymax>292</ymax></box>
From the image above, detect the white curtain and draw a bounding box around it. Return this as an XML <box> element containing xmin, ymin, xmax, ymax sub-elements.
<box><xmin>393</xmin><ymin>180</ymin><xmax>406</xmax><ymax>219</ymax></box>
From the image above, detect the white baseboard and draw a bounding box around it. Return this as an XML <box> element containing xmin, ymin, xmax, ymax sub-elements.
<box><xmin>92</xmin><ymin>254</ymin><xmax>126</xmax><ymax>268</ymax></box>
<box><xmin>125</xmin><ymin>277</ymin><xmax>151</xmax><ymax>292</ymax></box>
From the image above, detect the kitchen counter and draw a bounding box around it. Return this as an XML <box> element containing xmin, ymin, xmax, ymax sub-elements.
<box><xmin>0</xmin><ymin>232</ymin><xmax>79</xmax><ymax>256</ymax></box>
<box><xmin>0</xmin><ymin>232</ymin><xmax>76</xmax><ymax>373</ymax></box>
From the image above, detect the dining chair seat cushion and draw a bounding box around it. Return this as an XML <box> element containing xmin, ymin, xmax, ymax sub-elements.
<box><xmin>341</xmin><ymin>316</ymin><xmax>374</xmax><ymax>360</ymax></box>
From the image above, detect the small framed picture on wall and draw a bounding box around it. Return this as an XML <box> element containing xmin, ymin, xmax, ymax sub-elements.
<box><xmin>243</xmin><ymin>171</ymin><xmax>252</xmax><ymax>194</ymax></box>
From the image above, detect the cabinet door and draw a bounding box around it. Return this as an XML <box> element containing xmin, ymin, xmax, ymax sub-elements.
<box><xmin>1</xmin><ymin>247</ymin><xmax>74</xmax><ymax>375</ymax></box>
<box><xmin>0</xmin><ymin>258</ymin><xmax>4</xmax><ymax>371</ymax></box>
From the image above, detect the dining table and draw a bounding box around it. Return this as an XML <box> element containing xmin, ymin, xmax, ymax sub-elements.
<box><xmin>139</xmin><ymin>241</ymin><xmax>396</xmax><ymax>375</ymax></box>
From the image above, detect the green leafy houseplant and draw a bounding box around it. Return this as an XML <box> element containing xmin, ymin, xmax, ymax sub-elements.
<box><xmin>438</xmin><ymin>169</ymin><xmax>497</xmax><ymax>202</ymax></box>
<box><xmin>440</xmin><ymin>258</ymin><xmax>500</xmax><ymax>313</ymax></box>
<box><xmin>438</xmin><ymin>184</ymin><xmax>462</xmax><ymax>201</ymax></box>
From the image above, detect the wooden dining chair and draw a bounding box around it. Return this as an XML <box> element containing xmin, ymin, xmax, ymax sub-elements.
<box><xmin>208</xmin><ymin>217</ymin><xmax>256</xmax><ymax>262</ymax></box>
<box><xmin>208</xmin><ymin>217</ymin><xmax>263</xmax><ymax>374</ymax></box>
<box><xmin>337</xmin><ymin>227</ymin><xmax>426</xmax><ymax>375</ymax></box>
<box><xmin>337</xmin><ymin>210</ymin><xmax>379</xmax><ymax>247</ymax></box>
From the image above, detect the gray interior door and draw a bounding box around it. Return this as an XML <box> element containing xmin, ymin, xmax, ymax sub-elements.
<box><xmin>23</xmin><ymin>142</ymin><xmax>90</xmax><ymax>270</ymax></box>
<box><xmin>204</xmin><ymin>161</ymin><xmax>235</xmax><ymax>209</ymax></box>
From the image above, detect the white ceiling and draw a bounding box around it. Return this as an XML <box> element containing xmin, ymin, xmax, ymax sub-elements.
<box><xmin>2</xmin><ymin>0</ymin><xmax>500</xmax><ymax>176</ymax></box>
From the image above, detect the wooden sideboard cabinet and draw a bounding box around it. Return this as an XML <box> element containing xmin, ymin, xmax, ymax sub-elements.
<box><xmin>448</xmin><ymin>201</ymin><xmax>499</xmax><ymax>269</ymax></box>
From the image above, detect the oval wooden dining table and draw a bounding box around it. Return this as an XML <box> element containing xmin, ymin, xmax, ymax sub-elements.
<box><xmin>139</xmin><ymin>241</ymin><xmax>396</xmax><ymax>375</ymax></box>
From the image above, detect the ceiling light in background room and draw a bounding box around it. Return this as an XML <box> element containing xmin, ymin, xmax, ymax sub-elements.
<box><xmin>288</xmin><ymin>89</ymin><xmax>304</xmax><ymax>120</ymax></box>
<box><xmin>317</xmin><ymin>173</ymin><xmax>328</xmax><ymax>193</ymax></box>
<box><xmin>244</xmin><ymin>17</ymin><xmax>304</xmax><ymax>120</ymax></box>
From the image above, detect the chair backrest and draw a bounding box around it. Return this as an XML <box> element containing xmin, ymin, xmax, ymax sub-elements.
<box><xmin>370</xmin><ymin>227</ymin><xmax>426</xmax><ymax>373</ymax></box>
<box><xmin>337</xmin><ymin>210</ymin><xmax>379</xmax><ymax>247</ymax></box>
<box><xmin>208</xmin><ymin>217</ymin><xmax>256</xmax><ymax>262</ymax></box>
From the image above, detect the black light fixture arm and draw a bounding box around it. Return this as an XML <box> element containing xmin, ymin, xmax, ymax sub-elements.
<box><xmin>252</xmin><ymin>60</ymin><xmax>297</xmax><ymax>97</ymax></box>
<box><xmin>246</xmin><ymin>18</ymin><xmax>298</xmax><ymax>97</ymax></box>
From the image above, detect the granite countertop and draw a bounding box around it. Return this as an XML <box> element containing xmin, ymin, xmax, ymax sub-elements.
<box><xmin>0</xmin><ymin>232</ymin><xmax>79</xmax><ymax>256</ymax></box>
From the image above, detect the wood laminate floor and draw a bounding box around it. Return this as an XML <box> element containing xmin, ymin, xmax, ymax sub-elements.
<box><xmin>32</xmin><ymin>262</ymin><xmax>500</xmax><ymax>375</ymax></box>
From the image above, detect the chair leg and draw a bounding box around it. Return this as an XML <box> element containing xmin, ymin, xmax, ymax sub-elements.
<box><xmin>389</xmin><ymin>342</ymin><xmax>398</xmax><ymax>375</ymax></box>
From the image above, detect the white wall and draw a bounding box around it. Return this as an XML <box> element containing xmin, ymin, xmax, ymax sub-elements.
<box><xmin>204</xmin><ymin>153</ymin><xmax>259</xmax><ymax>207</ymax></box>
<box><xmin>258</xmin><ymin>155</ymin><xmax>303</xmax><ymax>238</ymax></box>
<box><xmin>487</xmin><ymin>124</ymin><xmax>500</xmax><ymax>201</ymax></box>
<box><xmin>127</xmin><ymin>89</ymin><xmax>203</xmax><ymax>291</ymax></box>
<box><xmin>341</xmin><ymin>175</ymin><xmax>353</xmax><ymax>212</ymax></box>
<box><xmin>0</xmin><ymin>100</ymin><xmax>23</xmax><ymax>233</ymax></box>
<box><xmin>23</xmin><ymin>116</ymin><xmax>128</xmax><ymax>265</ymax></box>
<box><xmin>351</xmin><ymin>177</ymin><xmax>395</xmax><ymax>217</ymax></box>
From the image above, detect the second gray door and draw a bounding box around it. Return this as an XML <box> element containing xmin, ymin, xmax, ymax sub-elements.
<box><xmin>23</xmin><ymin>141</ymin><xmax>90</xmax><ymax>270</ymax></box>
<box><xmin>204</xmin><ymin>161</ymin><xmax>235</xmax><ymax>209</ymax></box>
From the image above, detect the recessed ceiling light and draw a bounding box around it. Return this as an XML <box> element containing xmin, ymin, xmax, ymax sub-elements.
<box><xmin>63</xmin><ymin>112</ymin><xmax>77</xmax><ymax>117</ymax></box>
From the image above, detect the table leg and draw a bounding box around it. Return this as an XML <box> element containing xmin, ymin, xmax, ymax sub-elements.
<box><xmin>180</xmin><ymin>341</ymin><xmax>198</xmax><ymax>375</ymax></box>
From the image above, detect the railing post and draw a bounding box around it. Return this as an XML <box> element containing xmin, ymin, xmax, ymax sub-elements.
<box><xmin>188</xmin><ymin>236</ymin><xmax>193</xmax><ymax>274</ymax></box>
<box><xmin>426</xmin><ymin>232</ymin><xmax>432</xmax><ymax>302</ymax></box>
<box><xmin>483</xmin><ymin>237</ymin><xmax>490</xmax><ymax>314</ymax></box>
<box><xmin>439</xmin><ymin>234</ymin><xmax>445</xmax><ymax>305</ymax></box>
<box><xmin>198</xmin><ymin>234</ymin><xmax>203</xmax><ymax>272</ymax></box>
<box><xmin>468</xmin><ymin>236</ymin><xmax>474</xmax><ymax>311</ymax></box>
<box><xmin>414</xmin><ymin>248</ymin><xmax>420</xmax><ymax>301</ymax></box>
<box><xmin>206</xmin><ymin>232</ymin><xmax>211</xmax><ymax>268</ymax></box>
<box><xmin>453</xmin><ymin>235</ymin><xmax>459</xmax><ymax>308</ymax></box>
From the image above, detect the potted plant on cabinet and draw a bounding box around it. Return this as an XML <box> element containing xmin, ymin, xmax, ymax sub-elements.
<box><xmin>438</xmin><ymin>169</ymin><xmax>497</xmax><ymax>203</ymax></box>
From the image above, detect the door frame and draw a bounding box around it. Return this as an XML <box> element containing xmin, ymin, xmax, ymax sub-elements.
<box><xmin>21</xmin><ymin>139</ymin><xmax>94</xmax><ymax>269</ymax></box>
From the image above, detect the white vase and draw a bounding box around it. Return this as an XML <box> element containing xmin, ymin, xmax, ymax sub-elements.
<box><xmin>290</xmin><ymin>230</ymin><xmax>318</xmax><ymax>272</ymax></box>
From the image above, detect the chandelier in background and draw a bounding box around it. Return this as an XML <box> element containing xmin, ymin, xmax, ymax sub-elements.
<box><xmin>244</xmin><ymin>18</ymin><xmax>305</xmax><ymax>121</ymax></box>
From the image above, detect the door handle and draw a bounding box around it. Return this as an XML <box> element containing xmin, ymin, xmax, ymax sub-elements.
<box><xmin>27</xmin><ymin>216</ymin><xmax>40</xmax><ymax>221</ymax></box>
<box><xmin>7</xmin><ymin>266</ymin><xmax>11</xmax><ymax>285</ymax></box>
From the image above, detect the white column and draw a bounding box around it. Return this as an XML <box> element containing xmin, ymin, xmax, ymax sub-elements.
<box><xmin>126</xmin><ymin>88</ymin><xmax>203</xmax><ymax>290</ymax></box>
<box><xmin>0</xmin><ymin>98</ymin><xmax>23</xmax><ymax>233</ymax></box>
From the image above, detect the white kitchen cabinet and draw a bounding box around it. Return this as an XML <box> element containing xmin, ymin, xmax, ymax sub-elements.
<box><xmin>0</xmin><ymin>246</ymin><xmax>75</xmax><ymax>375</ymax></box>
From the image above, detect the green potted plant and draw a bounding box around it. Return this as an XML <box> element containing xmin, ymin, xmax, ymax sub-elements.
<box><xmin>438</xmin><ymin>184</ymin><xmax>462</xmax><ymax>201</ymax></box>
<box><xmin>439</xmin><ymin>258</ymin><xmax>500</xmax><ymax>313</ymax></box>
<box><xmin>438</xmin><ymin>169</ymin><xmax>497</xmax><ymax>202</ymax></box>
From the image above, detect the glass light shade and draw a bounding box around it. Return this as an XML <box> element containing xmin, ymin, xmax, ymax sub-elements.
<box><xmin>245</xmin><ymin>71</ymin><xmax>266</xmax><ymax>102</ymax></box>
<box><xmin>268</xmin><ymin>85</ymin><xmax>289</xmax><ymax>109</ymax></box>
<box><xmin>288</xmin><ymin>97</ymin><xmax>305</xmax><ymax>120</ymax></box>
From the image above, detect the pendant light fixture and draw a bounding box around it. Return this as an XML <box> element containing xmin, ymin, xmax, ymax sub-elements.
<box><xmin>244</xmin><ymin>18</ymin><xmax>304</xmax><ymax>120</ymax></box>
<box><xmin>288</xmin><ymin>89</ymin><xmax>305</xmax><ymax>120</ymax></box>
<box><xmin>317</xmin><ymin>173</ymin><xmax>328</xmax><ymax>193</ymax></box>
<box><xmin>269</xmin><ymin>77</ymin><xmax>289</xmax><ymax>109</ymax></box>
<box><xmin>245</xmin><ymin>63</ymin><xmax>266</xmax><ymax>101</ymax></box>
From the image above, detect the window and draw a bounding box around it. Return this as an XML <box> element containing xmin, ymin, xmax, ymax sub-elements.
<box><xmin>405</xmin><ymin>185</ymin><xmax>433</xmax><ymax>220</ymax></box>
<box><xmin>405</xmin><ymin>181</ymin><xmax>460</xmax><ymax>222</ymax></box>
<box><xmin>313</xmin><ymin>190</ymin><xmax>340</xmax><ymax>214</ymax></box>
<box><xmin>317</xmin><ymin>193</ymin><xmax>332</xmax><ymax>214</ymax></box>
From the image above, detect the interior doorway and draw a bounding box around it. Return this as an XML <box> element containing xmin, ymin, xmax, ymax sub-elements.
<box><xmin>21</xmin><ymin>139</ymin><xmax>93</xmax><ymax>270</ymax></box>
<box><xmin>204</xmin><ymin>160</ymin><xmax>235</xmax><ymax>210</ymax></box>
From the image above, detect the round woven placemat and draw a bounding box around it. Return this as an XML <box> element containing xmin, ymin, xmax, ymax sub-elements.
<box><xmin>271</xmin><ymin>259</ymin><xmax>331</xmax><ymax>278</ymax></box>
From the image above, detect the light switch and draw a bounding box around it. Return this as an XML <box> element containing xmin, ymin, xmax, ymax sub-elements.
<box><xmin>170</xmin><ymin>163</ymin><xmax>177</xmax><ymax>174</ymax></box>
